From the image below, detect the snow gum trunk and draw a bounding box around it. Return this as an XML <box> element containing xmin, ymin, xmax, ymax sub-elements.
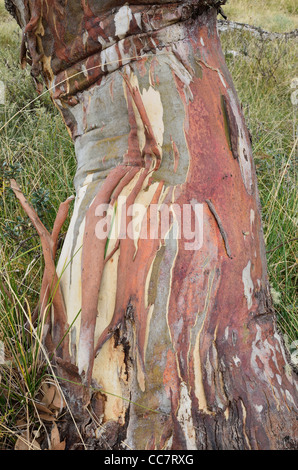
<box><xmin>6</xmin><ymin>0</ymin><xmax>298</xmax><ymax>450</ymax></box>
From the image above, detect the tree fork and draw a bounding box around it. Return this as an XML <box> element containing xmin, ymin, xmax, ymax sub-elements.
<box><xmin>7</xmin><ymin>0</ymin><xmax>298</xmax><ymax>450</ymax></box>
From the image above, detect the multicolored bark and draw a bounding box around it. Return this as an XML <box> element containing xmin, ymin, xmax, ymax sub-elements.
<box><xmin>7</xmin><ymin>0</ymin><xmax>298</xmax><ymax>450</ymax></box>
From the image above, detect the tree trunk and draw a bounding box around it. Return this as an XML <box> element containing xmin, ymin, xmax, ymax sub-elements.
<box><xmin>7</xmin><ymin>0</ymin><xmax>298</xmax><ymax>450</ymax></box>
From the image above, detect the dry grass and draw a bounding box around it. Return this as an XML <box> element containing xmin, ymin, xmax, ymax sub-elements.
<box><xmin>224</xmin><ymin>0</ymin><xmax>298</xmax><ymax>32</ymax></box>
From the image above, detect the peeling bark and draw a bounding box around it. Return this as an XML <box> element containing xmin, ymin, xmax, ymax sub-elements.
<box><xmin>7</xmin><ymin>0</ymin><xmax>298</xmax><ymax>450</ymax></box>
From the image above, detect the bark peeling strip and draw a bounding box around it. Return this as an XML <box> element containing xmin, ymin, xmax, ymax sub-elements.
<box><xmin>205</xmin><ymin>199</ymin><xmax>232</xmax><ymax>259</ymax></box>
<box><xmin>220</xmin><ymin>94</ymin><xmax>239</xmax><ymax>159</ymax></box>
<box><xmin>227</xmin><ymin>89</ymin><xmax>253</xmax><ymax>194</ymax></box>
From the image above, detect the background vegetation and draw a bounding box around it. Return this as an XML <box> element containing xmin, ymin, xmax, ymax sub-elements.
<box><xmin>0</xmin><ymin>0</ymin><xmax>297</xmax><ymax>449</ymax></box>
<box><xmin>224</xmin><ymin>0</ymin><xmax>298</xmax><ymax>31</ymax></box>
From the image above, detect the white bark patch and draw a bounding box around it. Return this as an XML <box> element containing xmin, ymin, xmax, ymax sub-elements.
<box><xmin>254</xmin><ymin>404</ymin><xmax>263</xmax><ymax>413</ymax></box>
<box><xmin>82</xmin><ymin>64</ymin><xmax>88</xmax><ymax>78</ymax></box>
<box><xmin>100</xmin><ymin>46</ymin><xmax>119</xmax><ymax>72</ymax></box>
<box><xmin>205</xmin><ymin>350</ymin><xmax>213</xmax><ymax>386</ymax></box>
<box><xmin>82</xmin><ymin>30</ymin><xmax>88</xmax><ymax>46</ymax></box>
<box><xmin>163</xmin><ymin>435</ymin><xmax>173</xmax><ymax>450</ymax></box>
<box><xmin>97</xmin><ymin>35</ymin><xmax>107</xmax><ymax>47</ymax></box>
<box><xmin>218</xmin><ymin>71</ymin><xmax>227</xmax><ymax>88</ymax></box>
<box><xmin>177</xmin><ymin>383</ymin><xmax>197</xmax><ymax>450</ymax></box>
<box><xmin>233</xmin><ymin>355</ymin><xmax>241</xmax><ymax>367</ymax></box>
<box><xmin>242</xmin><ymin>260</ymin><xmax>254</xmax><ymax>309</ymax></box>
<box><xmin>250</xmin><ymin>209</ymin><xmax>255</xmax><ymax>239</ymax></box>
<box><xmin>251</xmin><ymin>325</ymin><xmax>283</xmax><ymax>409</ymax></box>
<box><xmin>141</xmin><ymin>86</ymin><xmax>164</xmax><ymax>152</ymax></box>
<box><xmin>285</xmin><ymin>390</ymin><xmax>296</xmax><ymax>406</ymax></box>
<box><xmin>134</xmin><ymin>12</ymin><xmax>142</xmax><ymax>29</ymax></box>
<box><xmin>253</xmin><ymin>403</ymin><xmax>263</xmax><ymax>423</ymax></box>
<box><xmin>114</xmin><ymin>5</ymin><xmax>132</xmax><ymax>39</ymax></box>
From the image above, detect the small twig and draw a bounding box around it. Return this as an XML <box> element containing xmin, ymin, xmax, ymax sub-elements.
<box><xmin>51</xmin><ymin>196</ymin><xmax>75</xmax><ymax>253</ymax></box>
<box><xmin>0</xmin><ymin>273</ymin><xmax>14</xmax><ymax>303</ymax></box>
<box><xmin>206</xmin><ymin>199</ymin><xmax>232</xmax><ymax>259</ymax></box>
<box><xmin>267</xmin><ymin>237</ymin><xmax>298</xmax><ymax>254</ymax></box>
<box><xmin>9</xmin><ymin>234</ymin><xmax>39</xmax><ymax>260</ymax></box>
<box><xmin>218</xmin><ymin>7</ymin><xmax>227</xmax><ymax>20</ymax></box>
<box><xmin>10</xmin><ymin>180</ymin><xmax>52</xmax><ymax>245</ymax></box>
<box><xmin>104</xmin><ymin>239</ymin><xmax>120</xmax><ymax>265</ymax></box>
<box><xmin>217</xmin><ymin>20</ymin><xmax>298</xmax><ymax>41</ymax></box>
